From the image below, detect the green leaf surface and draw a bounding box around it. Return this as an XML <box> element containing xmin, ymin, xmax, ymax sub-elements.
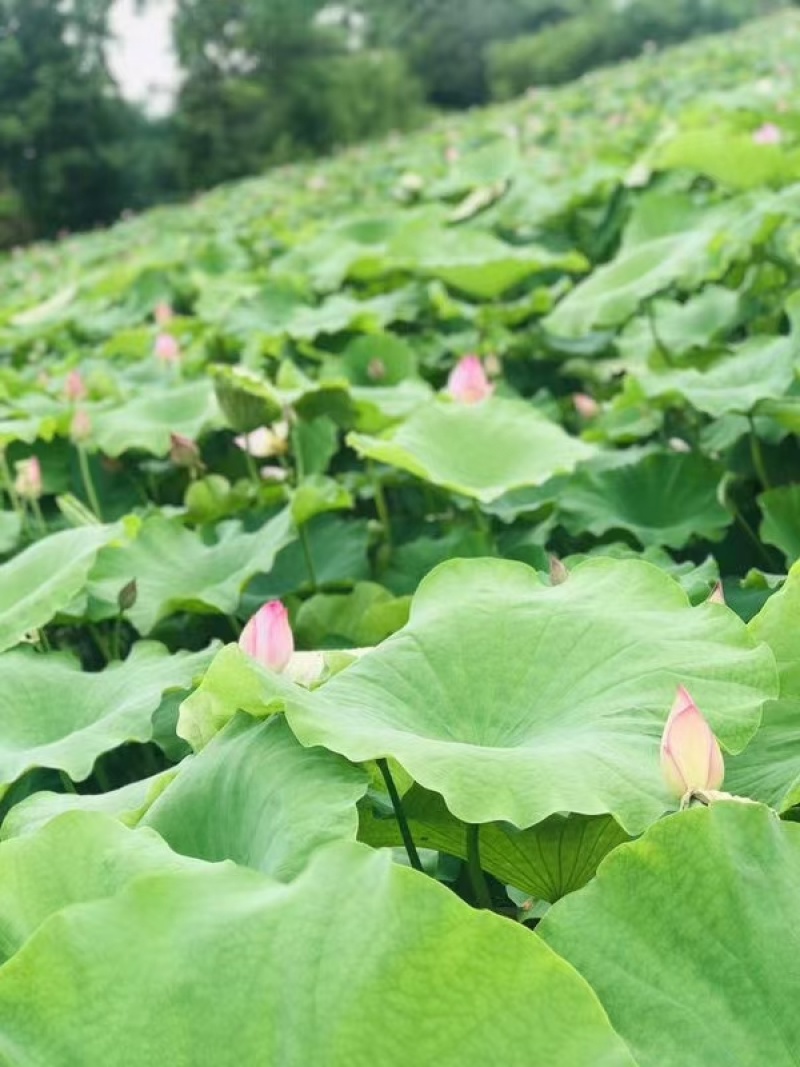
<box><xmin>349</xmin><ymin>398</ymin><xmax>594</xmax><ymax>503</ymax></box>
<box><xmin>92</xmin><ymin>381</ymin><xmax>220</xmax><ymax>457</ymax></box>
<box><xmin>88</xmin><ymin>510</ymin><xmax>294</xmax><ymax>633</ymax></box>
<box><xmin>557</xmin><ymin>451</ymin><xmax>731</xmax><ymax>549</ymax></box>
<box><xmin>360</xmin><ymin>784</ymin><xmax>630</xmax><ymax>903</ymax></box>
<box><xmin>0</xmin><ymin>642</ymin><xmax>215</xmax><ymax>789</ymax></box>
<box><xmin>0</xmin><ymin>837</ymin><xmax>636</xmax><ymax>1067</ymax></box>
<box><xmin>0</xmin><ymin>523</ymin><xmax>124</xmax><ymax>654</ymax></box>
<box><xmin>759</xmin><ymin>485</ymin><xmax>800</xmax><ymax>566</ymax></box>
<box><xmin>144</xmin><ymin>713</ymin><xmax>367</xmax><ymax>879</ymax></box>
<box><xmin>540</xmin><ymin>803</ymin><xmax>800</xmax><ymax>1067</ymax></box>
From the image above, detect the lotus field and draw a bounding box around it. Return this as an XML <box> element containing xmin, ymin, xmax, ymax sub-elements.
<box><xmin>2</xmin><ymin>12</ymin><xmax>800</xmax><ymax>1064</ymax></box>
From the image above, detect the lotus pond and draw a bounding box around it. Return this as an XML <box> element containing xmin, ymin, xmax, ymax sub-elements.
<box><xmin>1</xmin><ymin>12</ymin><xmax>800</xmax><ymax>1065</ymax></box>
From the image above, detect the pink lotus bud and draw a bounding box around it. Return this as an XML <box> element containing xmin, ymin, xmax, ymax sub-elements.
<box><xmin>14</xmin><ymin>457</ymin><xmax>42</xmax><ymax>500</ymax></box>
<box><xmin>549</xmin><ymin>556</ymin><xmax>569</xmax><ymax>586</ymax></box>
<box><xmin>239</xmin><ymin>600</ymin><xmax>294</xmax><ymax>673</ymax></box>
<box><xmin>154</xmin><ymin>333</ymin><xmax>180</xmax><ymax>365</ymax></box>
<box><xmin>64</xmin><ymin>370</ymin><xmax>87</xmax><ymax>403</ymax></box>
<box><xmin>446</xmin><ymin>356</ymin><xmax>494</xmax><ymax>405</ymax></box>
<box><xmin>753</xmin><ymin>122</ymin><xmax>782</xmax><ymax>145</ymax></box>
<box><xmin>70</xmin><ymin>409</ymin><xmax>92</xmax><ymax>443</ymax></box>
<box><xmin>169</xmin><ymin>433</ymin><xmax>202</xmax><ymax>471</ymax></box>
<box><xmin>234</xmin><ymin>423</ymin><xmax>289</xmax><ymax>459</ymax></box>
<box><xmin>573</xmin><ymin>393</ymin><xmax>599</xmax><ymax>419</ymax></box>
<box><xmin>660</xmin><ymin>686</ymin><xmax>724</xmax><ymax>801</ymax></box>
<box><xmin>707</xmin><ymin>582</ymin><xmax>725</xmax><ymax>606</ymax></box>
<box><xmin>154</xmin><ymin>302</ymin><xmax>174</xmax><ymax>327</ymax></box>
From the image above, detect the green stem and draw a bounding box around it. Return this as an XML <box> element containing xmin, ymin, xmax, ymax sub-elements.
<box><xmin>465</xmin><ymin>823</ymin><xmax>493</xmax><ymax>909</ymax></box>
<box><xmin>748</xmin><ymin>419</ymin><xmax>771</xmax><ymax>491</ymax></box>
<box><xmin>377</xmin><ymin>758</ymin><xmax>423</xmax><ymax>872</ymax></box>
<box><xmin>111</xmin><ymin>615</ymin><xmax>123</xmax><ymax>661</ymax></box>
<box><xmin>78</xmin><ymin>446</ymin><xmax>104</xmax><ymax>520</ymax></box>
<box><xmin>244</xmin><ymin>449</ymin><xmax>262</xmax><ymax>490</ymax></box>
<box><xmin>299</xmin><ymin>523</ymin><xmax>318</xmax><ymax>590</ymax></box>
<box><xmin>733</xmin><ymin>506</ymin><xmax>776</xmax><ymax>571</ymax></box>
<box><xmin>228</xmin><ymin>614</ymin><xmax>242</xmax><ymax>640</ymax></box>
<box><xmin>471</xmin><ymin>498</ymin><xmax>492</xmax><ymax>551</ymax></box>
<box><xmin>92</xmin><ymin>760</ymin><xmax>112</xmax><ymax>794</ymax></box>
<box><xmin>370</xmin><ymin>462</ymin><xmax>393</xmax><ymax>550</ymax></box>
<box><xmin>0</xmin><ymin>452</ymin><xmax>22</xmax><ymax>519</ymax></box>
<box><xmin>30</xmin><ymin>496</ymin><xmax>46</xmax><ymax>536</ymax></box>
<box><xmin>37</xmin><ymin>628</ymin><xmax>52</xmax><ymax>653</ymax></box>
<box><xmin>88</xmin><ymin>624</ymin><xmax>112</xmax><ymax>664</ymax></box>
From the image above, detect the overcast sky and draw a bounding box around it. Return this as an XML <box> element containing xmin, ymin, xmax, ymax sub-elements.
<box><xmin>108</xmin><ymin>0</ymin><xmax>180</xmax><ymax>115</ymax></box>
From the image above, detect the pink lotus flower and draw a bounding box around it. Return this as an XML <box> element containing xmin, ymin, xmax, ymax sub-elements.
<box><xmin>70</xmin><ymin>409</ymin><xmax>92</xmax><ymax>443</ymax></box>
<box><xmin>753</xmin><ymin>122</ymin><xmax>782</xmax><ymax>145</ymax></box>
<box><xmin>446</xmin><ymin>356</ymin><xmax>494</xmax><ymax>405</ymax></box>
<box><xmin>660</xmin><ymin>686</ymin><xmax>724</xmax><ymax>801</ymax></box>
<box><xmin>169</xmin><ymin>433</ymin><xmax>202</xmax><ymax>470</ymax></box>
<box><xmin>64</xmin><ymin>370</ymin><xmax>87</xmax><ymax>403</ymax></box>
<box><xmin>239</xmin><ymin>601</ymin><xmax>294</xmax><ymax>673</ymax></box>
<box><xmin>573</xmin><ymin>393</ymin><xmax>599</xmax><ymax>419</ymax></box>
<box><xmin>154</xmin><ymin>302</ymin><xmax>174</xmax><ymax>327</ymax></box>
<box><xmin>154</xmin><ymin>333</ymin><xmax>180</xmax><ymax>365</ymax></box>
<box><xmin>14</xmin><ymin>457</ymin><xmax>42</xmax><ymax>500</ymax></box>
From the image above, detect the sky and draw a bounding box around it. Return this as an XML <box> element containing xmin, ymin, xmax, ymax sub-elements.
<box><xmin>107</xmin><ymin>0</ymin><xmax>180</xmax><ymax>116</ymax></box>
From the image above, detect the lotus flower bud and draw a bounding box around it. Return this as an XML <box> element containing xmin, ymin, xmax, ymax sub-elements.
<box><xmin>169</xmin><ymin>433</ymin><xmax>202</xmax><ymax>471</ymax></box>
<box><xmin>64</xmin><ymin>370</ymin><xmax>87</xmax><ymax>403</ymax></box>
<box><xmin>446</xmin><ymin>356</ymin><xmax>494</xmax><ymax>405</ymax></box>
<box><xmin>753</xmin><ymin>122</ymin><xmax>782</xmax><ymax>145</ymax></box>
<box><xmin>14</xmin><ymin>457</ymin><xmax>42</xmax><ymax>500</ymax></box>
<box><xmin>367</xmin><ymin>358</ymin><xmax>386</xmax><ymax>382</ymax></box>
<box><xmin>660</xmin><ymin>686</ymin><xmax>724</xmax><ymax>801</ymax></box>
<box><xmin>154</xmin><ymin>333</ymin><xmax>180</xmax><ymax>365</ymax></box>
<box><xmin>707</xmin><ymin>582</ymin><xmax>725</xmax><ymax>606</ymax></box>
<box><xmin>573</xmin><ymin>393</ymin><xmax>599</xmax><ymax>419</ymax></box>
<box><xmin>70</xmin><ymin>409</ymin><xmax>92</xmax><ymax>444</ymax></box>
<box><xmin>668</xmin><ymin>437</ymin><xmax>691</xmax><ymax>453</ymax></box>
<box><xmin>549</xmin><ymin>556</ymin><xmax>569</xmax><ymax>586</ymax></box>
<box><xmin>239</xmin><ymin>600</ymin><xmax>294</xmax><ymax>673</ymax></box>
<box><xmin>154</xmin><ymin>302</ymin><xmax>174</xmax><ymax>326</ymax></box>
<box><xmin>234</xmin><ymin>423</ymin><xmax>289</xmax><ymax>459</ymax></box>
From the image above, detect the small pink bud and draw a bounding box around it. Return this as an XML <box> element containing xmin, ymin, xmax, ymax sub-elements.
<box><xmin>446</xmin><ymin>356</ymin><xmax>494</xmax><ymax>405</ymax></box>
<box><xmin>154</xmin><ymin>302</ymin><xmax>174</xmax><ymax>327</ymax></box>
<box><xmin>14</xmin><ymin>457</ymin><xmax>42</xmax><ymax>500</ymax></box>
<box><xmin>753</xmin><ymin>122</ymin><xmax>782</xmax><ymax>145</ymax></box>
<box><xmin>70</xmin><ymin>409</ymin><xmax>92</xmax><ymax>443</ymax></box>
<box><xmin>660</xmin><ymin>686</ymin><xmax>725</xmax><ymax>801</ymax></box>
<box><xmin>154</xmin><ymin>333</ymin><xmax>180</xmax><ymax>365</ymax></box>
<box><xmin>239</xmin><ymin>600</ymin><xmax>294</xmax><ymax>673</ymax></box>
<box><xmin>573</xmin><ymin>393</ymin><xmax>599</xmax><ymax>419</ymax></box>
<box><xmin>707</xmin><ymin>582</ymin><xmax>725</xmax><ymax>606</ymax></box>
<box><xmin>549</xmin><ymin>556</ymin><xmax>569</xmax><ymax>586</ymax></box>
<box><xmin>64</xmin><ymin>370</ymin><xmax>87</xmax><ymax>403</ymax></box>
<box><xmin>169</xmin><ymin>433</ymin><xmax>202</xmax><ymax>471</ymax></box>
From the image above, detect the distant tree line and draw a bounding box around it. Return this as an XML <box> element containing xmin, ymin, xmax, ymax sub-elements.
<box><xmin>0</xmin><ymin>0</ymin><xmax>789</xmax><ymax>246</ymax></box>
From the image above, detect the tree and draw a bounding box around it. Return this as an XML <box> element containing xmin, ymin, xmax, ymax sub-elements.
<box><xmin>0</xmin><ymin>0</ymin><xmax>135</xmax><ymax>238</ymax></box>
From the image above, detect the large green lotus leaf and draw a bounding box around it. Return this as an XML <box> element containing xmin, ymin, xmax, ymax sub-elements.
<box><xmin>726</xmin><ymin>566</ymin><xmax>800</xmax><ymax>810</ymax></box>
<box><xmin>360</xmin><ymin>784</ymin><xmax>629</xmax><ymax>903</ymax></box>
<box><xmin>0</xmin><ymin>512</ymin><xmax>21</xmax><ymax>555</ymax></box>
<box><xmin>0</xmin><ymin>641</ymin><xmax>215</xmax><ymax>789</ymax></box>
<box><xmin>92</xmin><ymin>381</ymin><xmax>221</xmax><ymax>457</ymax></box>
<box><xmin>557</xmin><ymin>451</ymin><xmax>731</xmax><ymax>549</ymax></box>
<box><xmin>0</xmin><ymin>523</ymin><xmax>124</xmax><ymax>653</ymax></box>
<box><xmin>545</xmin><ymin>196</ymin><xmax>766</xmax><ymax>337</ymax></box>
<box><xmin>657</xmin><ymin>129</ymin><xmax>800</xmax><ymax>189</ymax></box>
<box><xmin>87</xmin><ymin>509</ymin><xmax>294</xmax><ymax>633</ymax></box>
<box><xmin>0</xmin><ymin>840</ymin><xmax>636</xmax><ymax>1067</ymax></box>
<box><xmin>0</xmin><ymin>771</ymin><xmax>175</xmax><ymax>841</ymax></box>
<box><xmin>0</xmin><ymin>813</ymin><xmax>204</xmax><ymax>963</ymax></box>
<box><xmin>389</xmin><ymin>224</ymin><xmax>588</xmax><ymax>300</ymax></box>
<box><xmin>294</xmin><ymin>582</ymin><xmax>410</xmax><ymax>649</ymax></box>
<box><xmin>635</xmin><ymin>335</ymin><xmax>796</xmax><ymax>418</ymax></box>
<box><xmin>144</xmin><ymin>714</ymin><xmax>367</xmax><ymax>879</ymax></box>
<box><xmin>196</xmin><ymin>558</ymin><xmax>776</xmax><ymax>834</ymax></box>
<box><xmin>616</xmin><ymin>286</ymin><xmax>739</xmax><ymax>363</ymax></box>
<box><xmin>348</xmin><ymin>398</ymin><xmax>595</xmax><ymax>503</ymax></box>
<box><xmin>540</xmin><ymin>803</ymin><xmax>800</xmax><ymax>1067</ymax></box>
<box><xmin>759</xmin><ymin>486</ymin><xmax>800</xmax><ymax>566</ymax></box>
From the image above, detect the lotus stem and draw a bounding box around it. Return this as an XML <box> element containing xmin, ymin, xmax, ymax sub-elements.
<box><xmin>78</xmin><ymin>446</ymin><xmax>103</xmax><ymax>521</ymax></box>
<box><xmin>377</xmin><ymin>758</ymin><xmax>423</xmax><ymax>872</ymax></box>
<box><xmin>748</xmin><ymin>419</ymin><xmax>771</xmax><ymax>490</ymax></box>
<box><xmin>465</xmin><ymin>824</ymin><xmax>492</xmax><ymax>909</ymax></box>
<box><xmin>299</xmin><ymin>524</ymin><xmax>318</xmax><ymax>590</ymax></box>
